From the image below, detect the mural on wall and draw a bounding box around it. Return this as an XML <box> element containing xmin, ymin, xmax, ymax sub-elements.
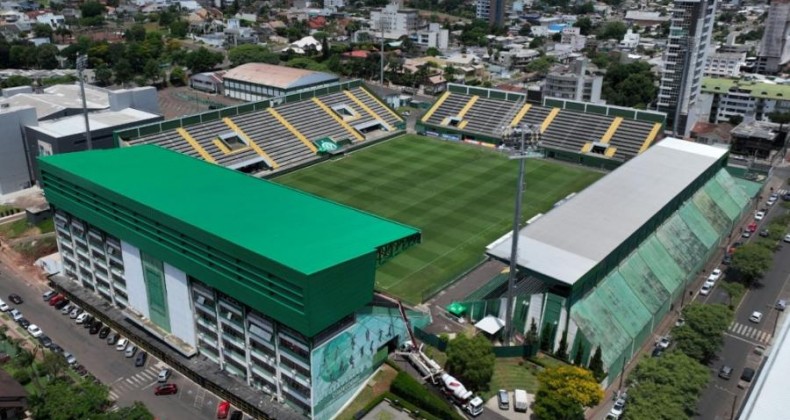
<box><xmin>311</xmin><ymin>306</ymin><xmax>430</xmax><ymax>420</ymax></box>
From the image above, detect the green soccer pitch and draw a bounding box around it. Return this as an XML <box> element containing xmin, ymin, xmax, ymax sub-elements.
<box><xmin>275</xmin><ymin>135</ymin><xmax>604</xmax><ymax>304</ymax></box>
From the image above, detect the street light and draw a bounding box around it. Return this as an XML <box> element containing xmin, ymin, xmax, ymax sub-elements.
<box><xmin>501</xmin><ymin>123</ymin><xmax>542</xmax><ymax>344</ymax></box>
<box><xmin>76</xmin><ymin>54</ymin><xmax>93</xmax><ymax>151</ymax></box>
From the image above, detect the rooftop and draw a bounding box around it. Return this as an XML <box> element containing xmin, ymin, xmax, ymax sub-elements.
<box><xmin>731</xmin><ymin>120</ymin><xmax>779</xmax><ymax>141</ymax></box>
<box><xmin>29</xmin><ymin>108</ymin><xmax>161</xmax><ymax>138</ymax></box>
<box><xmin>222</xmin><ymin>63</ymin><xmax>338</xmax><ymax>90</ymax></box>
<box><xmin>0</xmin><ymin>84</ymin><xmax>109</xmax><ymax>119</ymax></box>
<box><xmin>39</xmin><ymin>146</ymin><xmax>419</xmax><ymax>274</ymax></box>
<box><xmin>701</xmin><ymin>77</ymin><xmax>790</xmax><ymax>100</ymax></box>
<box><xmin>487</xmin><ymin>138</ymin><xmax>727</xmax><ymax>285</ymax></box>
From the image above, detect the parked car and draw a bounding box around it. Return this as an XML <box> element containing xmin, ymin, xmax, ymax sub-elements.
<box><xmin>0</xmin><ymin>300</ymin><xmax>9</xmax><ymax>312</ymax></box>
<box><xmin>63</xmin><ymin>352</ymin><xmax>77</xmax><ymax>365</ymax></box>
<box><xmin>60</xmin><ymin>303</ymin><xmax>73</xmax><ymax>315</ymax></box>
<box><xmin>657</xmin><ymin>336</ymin><xmax>671</xmax><ymax>349</ymax></box>
<box><xmin>124</xmin><ymin>345</ymin><xmax>138</xmax><ymax>358</ymax></box>
<box><xmin>785</xmin><ymin>234</ymin><xmax>790</xmax><ymax>243</ymax></box>
<box><xmin>38</xmin><ymin>335</ymin><xmax>52</xmax><ymax>348</ymax></box>
<box><xmin>749</xmin><ymin>311</ymin><xmax>763</xmax><ymax>323</ymax></box>
<box><xmin>75</xmin><ymin>312</ymin><xmax>89</xmax><ymax>324</ymax></box>
<box><xmin>722</xmin><ymin>255</ymin><xmax>733</xmax><ymax>265</ymax></box>
<box><xmin>82</xmin><ymin>315</ymin><xmax>95</xmax><ymax>328</ymax></box>
<box><xmin>229</xmin><ymin>411</ymin><xmax>243</xmax><ymax>420</ymax></box>
<box><xmin>42</xmin><ymin>291</ymin><xmax>56</xmax><ymax>301</ymax></box>
<box><xmin>89</xmin><ymin>321</ymin><xmax>103</xmax><ymax>335</ymax></box>
<box><xmin>54</xmin><ymin>299</ymin><xmax>70</xmax><ymax>310</ymax></box>
<box><xmin>107</xmin><ymin>333</ymin><xmax>120</xmax><ymax>345</ymax></box>
<box><xmin>18</xmin><ymin>318</ymin><xmax>30</xmax><ymax>329</ymax></box>
<box><xmin>610</xmin><ymin>398</ymin><xmax>626</xmax><ymax>418</ymax></box>
<box><xmin>135</xmin><ymin>352</ymin><xmax>147</xmax><ymax>368</ymax></box>
<box><xmin>8</xmin><ymin>294</ymin><xmax>22</xmax><ymax>305</ymax></box>
<box><xmin>154</xmin><ymin>384</ymin><xmax>178</xmax><ymax>396</ymax></box>
<box><xmin>48</xmin><ymin>295</ymin><xmax>64</xmax><ymax>306</ymax></box>
<box><xmin>69</xmin><ymin>307</ymin><xmax>82</xmax><ymax>319</ymax></box>
<box><xmin>708</xmin><ymin>268</ymin><xmax>722</xmax><ymax>283</ymax></box>
<box><xmin>741</xmin><ymin>230</ymin><xmax>751</xmax><ymax>239</ymax></box>
<box><xmin>719</xmin><ymin>365</ymin><xmax>733</xmax><ymax>380</ymax></box>
<box><xmin>217</xmin><ymin>401</ymin><xmax>230</xmax><ymax>419</ymax></box>
<box><xmin>27</xmin><ymin>324</ymin><xmax>43</xmax><ymax>338</ymax></box>
<box><xmin>98</xmin><ymin>326</ymin><xmax>111</xmax><ymax>339</ymax></box>
<box><xmin>157</xmin><ymin>368</ymin><xmax>171</xmax><ymax>383</ymax></box>
<box><xmin>9</xmin><ymin>309</ymin><xmax>22</xmax><ymax>322</ymax></box>
<box><xmin>777</xmin><ymin>299</ymin><xmax>787</xmax><ymax>311</ymax></box>
<box><xmin>741</xmin><ymin>367</ymin><xmax>755</xmax><ymax>383</ymax></box>
<box><xmin>748</xmin><ymin>222</ymin><xmax>758</xmax><ymax>233</ymax></box>
<box><xmin>49</xmin><ymin>344</ymin><xmax>63</xmax><ymax>354</ymax></box>
<box><xmin>497</xmin><ymin>389</ymin><xmax>509</xmax><ymax>410</ymax></box>
<box><xmin>760</xmin><ymin>229</ymin><xmax>770</xmax><ymax>238</ymax></box>
<box><xmin>651</xmin><ymin>346</ymin><xmax>664</xmax><ymax>358</ymax></box>
<box><xmin>700</xmin><ymin>282</ymin><xmax>713</xmax><ymax>296</ymax></box>
<box><xmin>116</xmin><ymin>338</ymin><xmax>129</xmax><ymax>351</ymax></box>
<box><xmin>755</xmin><ymin>211</ymin><xmax>766</xmax><ymax>221</ymax></box>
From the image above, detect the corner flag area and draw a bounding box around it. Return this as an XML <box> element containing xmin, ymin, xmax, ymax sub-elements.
<box><xmin>275</xmin><ymin>135</ymin><xmax>603</xmax><ymax>303</ymax></box>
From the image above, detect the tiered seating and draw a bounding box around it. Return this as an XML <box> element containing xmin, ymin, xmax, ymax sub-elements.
<box><xmin>321</xmin><ymin>91</ymin><xmax>379</xmax><ymax>126</ymax></box>
<box><xmin>514</xmin><ymin>105</ymin><xmax>551</xmax><ymax>128</ymax></box>
<box><xmin>131</xmin><ymin>130</ymin><xmax>199</xmax><ymax>159</ymax></box>
<box><xmin>462</xmin><ymin>98</ymin><xmax>519</xmax><ymax>134</ymax></box>
<box><xmin>231</xmin><ymin>110</ymin><xmax>315</xmax><ymax>168</ymax></box>
<box><xmin>183</xmin><ymin>120</ymin><xmax>262</xmax><ymax>168</ymax></box>
<box><xmin>609</xmin><ymin>119</ymin><xmax>659</xmax><ymax>161</ymax></box>
<box><xmin>425</xmin><ymin>93</ymin><xmax>469</xmax><ymax>126</ymax></box>
<box><xmin>350</xmin><ymin>87</ymin><xmax>403</xmax><ymax>127</ymax></box>
<box><xmin>540</xmin><ymin>111</ymin><xmax>613</xmax><ymax>153</ymax></box>
<box><xmin>275</xmin><ymin>99</ymin><xmax>352</xmax><ymax>142</ymax></box>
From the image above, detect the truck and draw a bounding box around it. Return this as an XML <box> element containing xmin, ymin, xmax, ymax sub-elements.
<box><xmin>439</xmin><ymin>373</ymin><xmax>484</xmax><ymax>417</ymax></box>
<box><xmin>398</xmin><ymin>340</ymin><xmax>443</xmax><ymax>384</ymax></box>
<box><xmin>513</xmin><ymin>389</ymin><xmax>528</xmax><ymax>412</ymax></box>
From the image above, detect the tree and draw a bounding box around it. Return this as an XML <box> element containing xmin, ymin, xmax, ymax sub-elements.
<box><xmin>33</xmin><ymin>24</ymin><xmax>53</xmax><ymax>40</ymax></box>
<box><xmin>169</xmin><ymin>66</ymin><xmax>186</xmax><ymax>86</ymax></box>
<box><xmin>41</xmin><ymin>352</ymin><xmax>68</xmax><ymax>379</ymax></box>
<box><xmin>36</xmin><ymin>44</ymin><xmax>59</xmax><ymax>69</ymax></box>
<box><xmin>30</xmin><ymin>379</ymin><xmax>110</xmax><ymax>418</ymax></box>
<box><xmin>729</xmin><ymin>115</ymin><xmax>744</xmax><ymax>125</ymax></box>
<box><xmin>587</xmin><ymin>346</ymin><xmax>605</xmax><ymax>381</ymax></box>
<box><xmin>184</xmin><ymin>47</ymin><xmax>223</xmax><ymax>73</ymax></box>
<box><xmin>228</xmin><ymin>44</ymin><xmax>279</xmax><ymax>67</ymax></box>
<box><xmin>602</xmin><ymin>61</ymin><xmax>657</xmax><ymax>108</ymax></box>
<box><xmin>526</xmin><ymin>319</ymin><xmax>539</xmax><ymax>345</ymax></box>
<box><xmin>573</xmin><ymin>341</ymin><xmax>585</xmax><ymax>366</ymax></box>
<box><xmin>3</xmin><ymin>74</ymin><xmax>31</xmax><ymax>88</ymax></box>
<box><xmin>99</xmin><ymin>402</ymin><xmax>153</xmax><ymax>420</ymax></box>
<box><xmin>555</xmin><ymin>330</ymin><xmax>568</xmax><ymax>360</ymax></box>
<box><xmin>95</xmin><ymin>64</ymin><xmax>113</xmax><ymax>86</ymax></box>
<box><xmin>597</xmin><ymin>21</ymin><xmax>627</xmax><ymax>41</ymax></box>
<box><xmin>673</xmin><ymin>303</ymin><xmax>733</xmax><ymax>363</ymax></box>
<box><xmin>425</xmin><ymin>47</ymin><xmax>441</xmax><ymax>56</ymax></box>
<box><xmin>80</xmin><ymin>1</ymin><xmax>105</xmax><ymax>18</ymax></box>
<box><xmin>574</xmin><ymin>16</ymin><xmax>593</xmax><ymax>36</ymax></box>
<box><xmin>525</xmin><ymin>56</ymin><xmax>556</xmax><ymax>76</ymax></box>
<box><xmin>445</xmin><ymin>334</ymin><xmax>495</xmax><ymax>392</ymax></box>
<box><xmin>518</xmin><ymin>23</ymin><xmax>531</xmax><ymax>36</ymax></box>
<box><xmin>114</xmin><ymin>58</ymin><xmax>134</xmax><ymax>86</ymax></box>
<box><xmin>540</xmin><ymin>322</ymin><xmax>554</xmax><ymax>351</ymax></box>
<box><xmin>533</xmin><ymin>366</ymin><xmax>603</xmax><ymax>420</ymax></box>
<box><xmin>125</xmin><ymin>24</ymin><xmax>146</xmax><ymax>42</ymax></box>
<box><xmin>732</xmin><ymin>243</ymin><xmax>773</xmax><ymax>284</ymax></box>
<box><xmin>143</xmin><ymin>59</ymin><xmax>163</xmax><ymax>85</ymax></box>
<box><xmin>626</xmin><ymin>352</ymin><xmax>709</xmax><ymax>417</ymax></box>
<box><xmin>170</xmin><ymin>20</ymin><xmax>189</xmax><ymax>38</ymax></box>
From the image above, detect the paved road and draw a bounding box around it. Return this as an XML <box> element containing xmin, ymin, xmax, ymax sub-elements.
<box><xmin>0</xmin><ymin>266</ymin><xmax>240</xmax><ymax>420</ymax></box>
<box><xmin>694</xmin><ymin>180</ymin><xmax>790</xmax><ymax>419</ymax></box>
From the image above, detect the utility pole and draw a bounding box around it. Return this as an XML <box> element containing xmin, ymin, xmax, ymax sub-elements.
<box><xmin>379</xmin><ymin>17</ymin><xmax>385</xmax><ymax>86</ymax></box>
<box><xmin>76</xmin><ymin>54</ymin><xmax>93</xmax><ymax>150</ymax></box>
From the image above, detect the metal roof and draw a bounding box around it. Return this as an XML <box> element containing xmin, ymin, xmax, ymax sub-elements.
<box><xmin>29</xmin><ymin>108</ymin><xmax>161</xmax><ymax>138</ymax></box>
<box><xmin>486</xmin><ymin>138</ymin><xmax>727</xmax><ymax>286</ymax></box>
<box><xmin>0</xmin><ymin>84</ymin><xmax>109</xmax><ymax>119</ymax></box>
<box><xmin>222</xmin><ymin>63</ymin><xmax>338</xmax><ymax>90</ymax></box>
<box><xmin>39</xmin><ymin>145</ymin><xmax>419</xmax><ymax>274</ymax></box>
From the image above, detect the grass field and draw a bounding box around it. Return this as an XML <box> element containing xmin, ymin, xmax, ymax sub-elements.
<box><xmin>276</xmin><ymin>135</ymin><xmax>603</xmax><ymax>303</ymax></box>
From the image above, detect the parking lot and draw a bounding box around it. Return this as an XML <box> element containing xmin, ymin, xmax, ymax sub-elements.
<box><xmin>0</xmin><ymin>263</ymin><xmax>249</xmax><ymax>419</ymax></box>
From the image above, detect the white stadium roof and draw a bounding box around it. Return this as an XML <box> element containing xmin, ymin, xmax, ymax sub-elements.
<box><xmin>486</xmin><ymin>138</ymin><xmax>728</xmax><ymax>286</ymax></box>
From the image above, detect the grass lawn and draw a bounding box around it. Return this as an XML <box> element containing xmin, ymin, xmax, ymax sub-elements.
<box><xmin>336</xmin><ymin>364</ymin><xmax>398</xmax><ymax>420</ymax></box>
<box><xmin>276</xmin><ymin>135</ymin><xmax>603</xmax><ymax>303</ymax></box>
<box><xmin>0</xmin><ymin>219</ymin><xmax>32</xmax><ymax>239</ymax></box>
<box><xmin>484</xmin><ymin>358</ymin><xmax>541</xmax><ymax>400</ymax></box>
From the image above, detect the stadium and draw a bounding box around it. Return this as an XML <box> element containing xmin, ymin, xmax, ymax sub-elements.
<box><xmin>40</xmin><ymin>78</ymin><xmax>764</xmax><ymax>418</ymax></box>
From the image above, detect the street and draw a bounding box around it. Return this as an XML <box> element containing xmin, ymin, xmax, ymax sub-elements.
<box><xmin>0</xmin><ymin>264</ymin><xmax>239</xmax><ymax>420</ymax></box>
<box><xmin>694</xmin><ymin>179</ymin><xmax>790</xmax><ymax>419</ymax></box>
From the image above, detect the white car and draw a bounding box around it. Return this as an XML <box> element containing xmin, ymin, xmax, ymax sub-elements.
<box><xmin>700</xmin><ymin>282</ymin><xmax>713</xmax><ymax>296</ymax></box>
<box><xmin>785</xmin><ymin>234</ymin><xmax>790</xmax><ymax>243</ymax></box>
<box><xmin>27</xmin><ymin>324</ymin><xmax>43</xmax><ymax>338</ymax></box>
<box><xmin>116</xmin><ymin>338</ymin><xmax>129</xmax><ymax>351</ymax></box>
<box><xmin>0</xmin><ymin>300</ymin><xmax>9</xmax><ymax>312</ymax></box>
<box><xmin>75</xmin><ymin>312</ymin><xmax>89</xmax><ymax>324</ymax></box>
<box><xmin>9</xmin><ymin>309</ymin><xmax>22</xmax><ymax>321</ymax></box>
<box><xmin>63</xmin><ymin>352</ymin><xmax>77</xmax><ymax>365</ymax></box>
<box><xmin>609</xmin><ymin>398</ymin><xmax>626</xmax><ymax>418</ymax></box>
<box><xmin>755</xmin><ymin>211</ymin><xmax>766</xmax><ymax>221</ymax></box>
<box><xmin>657</xmin><ymin>336</ymin><xmax>671</xmax><ymax>349</ymax></box>
<box><xmin>708</xmin><ymin>268</ymin><xmax>722</xmax><ymax>283</ymax></box>
<box><xmin>750</xmin><ymin>311</ymin><xmax>763</xmax><ymax>323</ymax></box>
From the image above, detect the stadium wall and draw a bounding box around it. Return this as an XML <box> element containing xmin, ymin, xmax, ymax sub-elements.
<box><xmin>38</xmin><ymin>161</ymin><xmax>377</xmax><ymax>338</ymax></box>
<box><xmin>543</xmin><ymin>97</ymin><xmax>667</xmax><ymax>128</ymax></box>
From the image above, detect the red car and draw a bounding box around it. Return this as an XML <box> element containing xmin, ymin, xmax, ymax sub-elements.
<box><xmin>217</xmin><ymin>401</ymin><xmax>230</xmax><ymax>419</ymax></box>
<box><xmin>748</xmin><ymin>222</ymin><xmax>758</xmax><ymax>233</ymax></box>
<box><xmin>154</xmin><ymin>384</ymin><xmax>178</xmax><ymax>396</ymax></box>
<box><xmin>48</xmin><ymin>295</ymin><xmax>64</xmax><ymax>306</ymax></box>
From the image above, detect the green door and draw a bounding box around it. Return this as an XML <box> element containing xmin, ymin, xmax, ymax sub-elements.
<box><xmin>141</xmin><ymin>252</ymin><xmax>171</xmax><ymax>332</ymax></box>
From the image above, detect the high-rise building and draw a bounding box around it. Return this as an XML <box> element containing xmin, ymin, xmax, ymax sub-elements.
<box><xmin>475</xmin><ymin>0</ymin><xmax>505</xmax><ymax>26</ymax></box>
<box><xmin>757</xmin><ymin>0</ymin><xmax>790</xmax><ymax>75</ymax></box>
<box><xmin>657</xmin><ymin>0</ymin><xmax>717</xmax><ymax>136</ymax></box>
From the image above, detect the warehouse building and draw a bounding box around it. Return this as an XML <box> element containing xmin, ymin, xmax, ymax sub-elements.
<box><xmin>222</xmin><ymin>63</ymin><xmax>339</xmax><ymax>102</ymax></box>
<box><xmin>39</xmin><ymin>145</ymin><xmax>425</xmax><ymax>419</ymax></box>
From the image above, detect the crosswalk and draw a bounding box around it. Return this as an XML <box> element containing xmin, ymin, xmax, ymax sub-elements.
<box><xmin>108</xmin><ymin>361</ymin><xmax>167</xmax><ymax>401</ymax></box>
<box><xmin>776</xmin><ymin>189</ymin><xmax>788</xmax><ymax>196</ymax></box>
<box><xmin>728</xmin><ymin>322</ymin><xmax>772</xmax><ymax>344</ymax></box>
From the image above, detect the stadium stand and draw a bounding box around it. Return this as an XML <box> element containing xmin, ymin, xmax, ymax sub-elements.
<box><xmin>417</xmin><ymin>84</ymin><xmax>666</xmax><ymax>169</ymax></box>
<box><xmin>117</xmin><ymin>81</ymin><xmax>404</xmax><ymax>175</ymax></box>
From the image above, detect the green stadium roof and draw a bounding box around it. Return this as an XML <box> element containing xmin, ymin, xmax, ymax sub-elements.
<box><xmin>701</xmin><ymin>77</ymin><xmax>790</xmax><ymax>100</ymax></box>
<box><xmin>40</xmin><ymin>145</ymin><xmax>420</xmax><ymax>274</ymax></box>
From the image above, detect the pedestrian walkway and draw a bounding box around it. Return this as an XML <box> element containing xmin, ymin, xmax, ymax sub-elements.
<box><xmin>728</xmin><ymin>322</ymin><xmax>772</xmax><ymax>344</ymax></box>
<box><xmin>109</xmin><ymin>361</ymin><xmax>167</xmax><ymax>401</ymax></box>
<box><xmin>776</xmin><ymin>189</ymin><xmax>789</xmax><ymax>197</ymax></box>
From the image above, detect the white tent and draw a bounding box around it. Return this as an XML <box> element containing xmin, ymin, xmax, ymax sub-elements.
<box><xmin>474</xmin><ymin>315</ymin><xmax>505</xmax><ymax>335</ymax></box>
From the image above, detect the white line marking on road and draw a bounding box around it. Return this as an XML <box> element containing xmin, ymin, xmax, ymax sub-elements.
<box><xmin>724</xmin><ymin>332</ymin><xmax>764</xmax><ymax>346</ymax></box>
<box><xmin>141</xmin><ymin>380</ymin><xmax>157</xmax><ymax>390</ymax></box>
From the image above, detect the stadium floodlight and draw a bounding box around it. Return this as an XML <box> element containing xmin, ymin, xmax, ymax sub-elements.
<box><xmin>76</xmin><ymin>54</ymin><xmax>93</xmax><ymax>151</ymax></box>
<box><xmin>501</xmin><ymin>123</ymin><xmax>542</xmax><ymax>345</ymax></box>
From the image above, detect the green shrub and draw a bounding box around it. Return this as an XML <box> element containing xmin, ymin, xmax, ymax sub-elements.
<box><xmin>390</xmin><ymin>372</ymin><xmax>463</xmax><ymax>420</ymax></box>
<box><xmin>13</xmin><ymin>369</ymin><xmax>31</xmax><ymax>385</ymax></box>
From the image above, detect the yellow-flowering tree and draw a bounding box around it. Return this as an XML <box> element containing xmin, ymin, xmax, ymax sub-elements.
<box><xmin>534</xmin><ymin>365</ymin><xmax>603</xmax><ymax>420</ymax></box>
